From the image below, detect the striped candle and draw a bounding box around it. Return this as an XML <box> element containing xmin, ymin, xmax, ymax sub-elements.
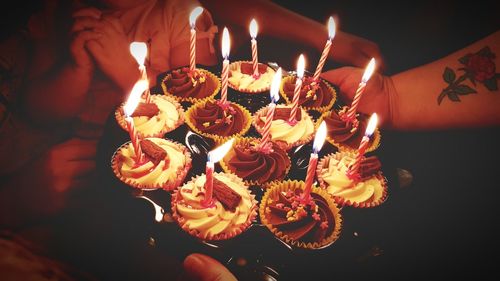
<box><xmin>289</xmin><ymin>54</ymin><xmax>305</xmax><ymax>124</ymax></box>
<box><xmin>347</xmin><ymin>113</ymin><xmax>378</xmax><ymax>180</ymax></box>
<box><xmin>220</xmin><ymin>27</ymin><xmax>230</xmax><ymax>103</ymax></box>
<box><xmin>261</xmin><ymin>68</ymin><xmax>282</xmax><ymax>145</ymax></box>
<box><xmin>249</xmin><ymin>19</ymin><xmax>259</xmax><ymax>77</ymax></box>
<box><xmin>313</xmin><ymin>17</ymin><xmax>336</xmax><ymax>81</ymax></box>
<box><xmin>189</xmin><ymin>7</ymin><xmax>203</xmax><ymax>72</ymax></box>
<box><xmin>126</xmin><ymin>117</ymin><xmax>145</xmax><ymax>163</ymax></box>
<box><xmin>346</xmin><ymin>58</ymin><xmax>376</xmax><ymax>121</ymax></box>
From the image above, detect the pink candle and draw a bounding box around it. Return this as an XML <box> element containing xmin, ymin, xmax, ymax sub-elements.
<box><xmin>313</xmin><ymin>17</ymin><xmax>336</xmax><ymax>81</ymax></box>
<box><xmin>220</xmin><ymin>27</ymin><xmax>230</xmax><ymax>103</ymax></box>
<box><xmin>130</xmin><ymin>42</ymin><xmax>151</xmax><ymax>103</ymax></box>
<box><xmin>125</xmin><ymin>117</ymin><xmax>145</xmax><ymax>163</ymax></box>
<box><xmin>289</xmin><ymin>54</ymin><xmax>305</xmax><ymax>124</ymax></box>
<box><xmin>346</xmin><ymin>58</ymin><xmax>376</xmax><ymax>121</ymax></box>
<box><xmin>123</xmin><ymin>80</ymin><xmax>149</xmax><ymax>163</ymax></box>
<box><xmin>302</xmin><ymin>121</ymin><xmax>327</xmax><ymax>202</ymax></box>
<box><xmin>189</xmin><ymin>7</ymin><xmax>203</xmax><ymax>72</ymax></box>
<box><xmin>249</xmin><ymin>19</ymin><xmax>259</xmax><ymax>77</ymax></box>
<box><xmin>347</xmin><ymin>113</ymin><xmax>378</xmax><ymax>180</ymax></box>
<box><xmin>260</xmin><ymin>68</ymin><xmax>282</xmax><ymax>145</ymax></box>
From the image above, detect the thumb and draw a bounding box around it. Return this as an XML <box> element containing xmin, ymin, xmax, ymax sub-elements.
<box><xmin>182</xmin><ymin>253</ymin><xmax>237</xmax><ymax>281</ymax></box>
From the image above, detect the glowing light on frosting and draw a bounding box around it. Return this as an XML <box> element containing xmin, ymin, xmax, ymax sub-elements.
<box><xmin>207</xmin><ymin>138</ymin><xmax>235</xmax><ymax>163</ymax></box>
<box><xmin>327</xmin><ymin>16</ymin><xmax>336</xmax><ymax>40</ymax></box>
<box><xmin>365</xmin><ymin>113</ymin><xmax>378</xmax><ymax>137</ymax></box>
<box><xmin>270</xmin><ymin>67</ymin><xmax>282</xmax><ymax>103</ymax></box>
<box><xmin>313</xmin><ymin>121</ymin><xmax>327</xmax><ymax>154</ymax></box>
<box><xmin>249</xmin><ymin>19</ymin><xmax>258</xmax><ymax>39</ymax></box>
<box><xmin>130</xmin><ymin>42</ymin><xmax>147</xmax><ymax>66</ymax></box>
<box><xmin>189</xmin><ymin>6</ymin><xmax>203</xmax><ymax>28</ymax></box>
<box><xmin>362</xmin><ymin>58</ymin><xmax>376</xmax><ymax>83</ymax></box>
<box><xmin>123</xmin><ymin>80</ymin><xmax>149</xmax><ymax>117</ymax></box>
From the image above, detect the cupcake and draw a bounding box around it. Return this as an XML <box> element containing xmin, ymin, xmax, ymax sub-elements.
<box><xmin>161</xmin><ymin>67</ymin><xmax>220</xmax><ymax>103</ymax></box>
<box><xmin>319</xmin><ymin>107</ymin><xmax>381</xmax><ymax>152</ymax></box>
<box><xmin>220</xmin><ymin>137</ymin><xmax>291</xmax><ymax>186</ymax></box>
<box><xmin>171</xmin><ymin>172</ymin><xmax>258</xmax><ymax>241</ymax></box>
<box><xmin>280</xmin><ymin>76</ymin><xmax>336</xmax><ymax>113</ymax></box>
<box><xmin>259</xmin><ymin>180</ymin><xmax>342</xmax><ymax>249</ymax></box>
<box><xmin>185</xmin><ymin>99</ymin><xmax>251</xmax><ymax>142</ymax></box>
<box><xmin>115</xmin><ymin>95</ymin><xmax>184</xmax><ymax>138</ymax></box>
<box><xmin>228</xmin><ymin>61</ymin><xmax>276</xmax><ymax>94</ymax></box>
<box><xmin>111</xmin><ymin>138</ymin><xmax>192</xmax><ymax>191</ymax></box>
<box><xmin>253</xmin><ymin>104</ymin><xmax>315</xmax><ymax>150</ymax></box>
<box><xmin>317</xmin><ymin>151</ymin><xmax>387</xmax><ymax>208</ymax></box>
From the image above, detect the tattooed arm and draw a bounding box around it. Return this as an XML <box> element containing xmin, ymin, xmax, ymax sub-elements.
<box><xmin>322</xmin><ymin>30</ymin><xmax>500</xmax><ymax>130</ymax></box>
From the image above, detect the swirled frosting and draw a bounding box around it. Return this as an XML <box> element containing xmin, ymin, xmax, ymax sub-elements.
<box><xmin>164</xmin><ymin>68</ymin><xmax>217</xmax><ymax>99</ymax></box>
<box><xmin>190</xmin><ymin>101</ymin><xmax>246</xmax><ymax>137</ymax></box>
<box><xmin>264</xmin><ymin>190</ymin><xmax>335</xmax><ymax>243</ymax></box>
<box><xmin>226</xmin><ymin>141</ymin><xmax>290</xmax><ymax>184</ymax></box>
<box><xmin>228</xmin><ymin>62</ymin><xmax>275</xmax><ymax>91</ymax></box>
<box><xmin>175</xmin><ymin>174</ymin><xmax>255</xmax><ymax>239</ymax></box>
<box><xmin>283</xmin><ymin>77</ymin><xmax>334</xmax><ymax>108</ymax></box>
<box><xmin>118</xmin><ymin>138</ymin><xmax>188</xmax><ymax>186</ymax></box>
<box><xmin>130</xmin><ymin>95</ymin><xmax>181</xmax><ymax>136</ymax></box>
<box><xmin>323</xmin><ymin>110</ymin><xmax>374</xmax><ymax>150</ymax></box>
<box><xmin>319</xmin><ymin>152</ymin><xmax>384</xmax><ymax>205</ymax></box>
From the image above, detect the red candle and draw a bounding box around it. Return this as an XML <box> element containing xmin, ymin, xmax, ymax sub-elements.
<box><xmin>347</xmin><ymin>113</ymin><xmax>378</xmax><ymax>180</ymax></box>
<box><xmin>302</xmin><ymin>121</ymin><xmax>327</xmax><ymax>202</ymax></box>
<box><xmin>260</xmin><ymin>68</ymin><xmax>282</xmax><ymax>146</ymax></box>
<box><xmin>249</xmin><ymin>19</ymin><xmax>259</xmax><ymax>77</ymax></box>
<box><xmin>313</xmin><ymin>17</ymin><xmax>336</xmax><ymax>81</ymax></box>
<box><xmin>130</xmin><ymin>42</ymin><xmax>151</xmax><ymax>103</ymax></box>
<box><xmin>123</xmin><ymin>80</ymin><xmax>149</xmax><ymax>163</ymax></box>
<box><xmin>189</xmin><ymin>7</ymin><xmax>203</xmax><ymax>72</ymax></box>
<box><xmin>125</xmin><ymin>117</ymin><xmax>145</xmax><ymax>163</ymax></box>
<box><xmin>220</xmin><ymin>27</ymin><xmax>230</xmax><ymax>103</ymax></box>
<box><xmin>346</xmin><ymin>58</ymin><xmax>376</xmax><ymax>121</ymax></box>
<box><xmin>289</xmin><ymin>54</ymin><xmax>305</xmax><ymax>125</ymax></box>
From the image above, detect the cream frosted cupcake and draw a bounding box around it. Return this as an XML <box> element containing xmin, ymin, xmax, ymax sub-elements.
<box><xmin>111</xmin><ymin>138</ymin><xmax>191</xmax><ymax>191</ymax></box>
<box><xmin>171</xmin><ymin>172</ymin><xmax>257</xmax><ymax>241</ymax></box>
<box><xmin>253</xmin><ymin>104</ymin><xmax>315</xmax><ymax>150</ymax></box>
<box><xmin>228</xmin><ymin>61</ymin><xmax>276</xmax><ymax>94</ymax></box>
<box><xmin>317</xmin><ymin>151</ymin><xmax>387</xmax><ymax>208</ymax></box>
<box><xmin>115</xmin><ymin>95</ymin><xmax>184</xmax><ymax>138</ymax></box>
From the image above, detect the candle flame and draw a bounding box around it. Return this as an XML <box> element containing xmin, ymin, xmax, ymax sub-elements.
<box><xmin>297</xmin><ymin>54</ymin><xmax>305</xmax><ymax>78</ymax></box>
<box><xmin>222</xmin><ymin>27</ymin><xmax>230</xmax><ymax>59</ymax></box>
<box><xmin>249</xmin><ymin>18</ymin><xmax>258</xmax><ymax>38</ymax></box>
<box><xmin>123</xmin><ymin>80</ymin><xmax>149</xmax><ymax>117</ymax></box>
<box><xmin>327</xmin><ymin>17</ymin><xmax>336</xmax><ymax>40</ymax></box>
<box><xmin>313</xmin><ymin>121</ymin><xmax>327</xmax><ymax>153</ymax></box>
<box><xmin>361</xmin><ymin>58</ymin><xmax>376</xmax><ymax>83</ymax></box>
<box><xmin>270</xmin><ymin>67</ymin><xmax>282</xmax><ymax>103</ymax></box>
<box><xmin>207</xmin><ymin>138</ymin><xmax>234</xmax><ymax>163</ymax></box>
<box><xmin>130</xmin><ymin>42</ymin><xmax>147</xmax><ymax>66</ymax></box>
<box><xmin>189</xmin><ymin>6</ymin><xmax>203</xmax><ymax>28</ymax></box>
<box><xmin>365</xmin><ymin>113</ymin><xmax>378</xmax><ymax>137</ymax></box>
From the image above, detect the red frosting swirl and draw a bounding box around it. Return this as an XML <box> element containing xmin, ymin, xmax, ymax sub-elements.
<box><xmin>164</xmin><ymin>68</ymin><xmax>217</xmax><ymax>99</ymax></box>
<box><xmin>227</xmin><ymin>142</ymin><xmax>290</xmax><ymax>184</ymax></box>
<box><xmin>323</xmin><ymin>110</ymin><xmax>375</xmax><ymax>150</ymax></box>
<box><xmin>190</xmin><ymin>101</ymin><xmax>246</xmax><ymax>136</ymax></box>
<box><xmin>283</xmin><ymin>77</ymin><xmax>334</xmax><ymax>108</ymax></box>
<box><xmin>359</xmin><ymin>156</ymin><xmax>382</xmax><ymax>181</ymax></box>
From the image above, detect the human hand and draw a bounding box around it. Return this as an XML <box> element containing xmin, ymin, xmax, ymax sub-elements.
<box><xmin>179</xmin><ymin>253</ymin><xmax>237</xmax><ymax>281</ymax></box>
<box><xmin>70</xmin><ymin>7</ymin><xmax>102</xmax><ymax>71</ymax></box>
<box><xmin>331</xmin><ymin>31</ymin><xmax>385</xmax><ymax>71</ymax></box>
<box><xmin>321</xmin><ymin>66</ymin><xmax>398</xmax><ymax>127</ymax></box>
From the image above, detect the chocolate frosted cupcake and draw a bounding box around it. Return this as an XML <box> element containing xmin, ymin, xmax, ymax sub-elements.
<box><xmin>259</xmin><ymin>180</ymin><xmax>342</xmax><ymax>249</ymax></box>
<box><xmin>280</xmin><ymin>76</ymin><xmax>336</xmax><ymax>113</ymax></box>
<box><xmin>161</xmin><ymin>67</ymin><xmax>220</xmax><ymax>103</ymax></box>
<box><xmin>185</xmin><ymin>100</ymin><xmax>251</xmax><ymax>142</ymax></box>
<box><xmin>228</xmin><ymin>61</ymin><xmax>276</xmax><ymax>94</ymax></box>
<box><xmin>220</xmin><ymin>137</ymin><xmax>291</xmax><ymax>186</ymax></box>
<box><xmin>317</xmin><ymin>151</ymin><xmax>387</xmax><ymax>208</ymax></box>
<box><xmin>319</xmin><ymin>108</ymin><xmax>381</xmax><ymax>152</ymax></box>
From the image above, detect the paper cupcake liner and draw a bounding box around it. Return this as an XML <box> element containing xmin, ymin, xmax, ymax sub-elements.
<box><xmin>111</xmin><ymin>138</ymin><xmax>192</xmax><ymax>191</ymax></box>
<box><xmin>227</xmin><ymin>61</ymin><xmax>274</xmax><ymax>94</ymax></box>
<box><xmin>185</xmin><ymin>99</ymin><xmax>252</xmax><ymax>143</ymax></box>
<box><xmin>219</xmin><ymin>137</ymin><xmax>291</xmax><ymax>187</ymax></box>
<box><xmin>161</xmin><ymin>67</ymin><xmax>221</xmax><ymax>104</ymax></box>
<box><xmin>171</xmin><ymin>172</ymin><xmax>258</xmax><ymax>241</ymax></box>
<box><xmin>259</xmin><ymin>180</ymin><xmax>342</xmax><ymax>249</ymax></box>
<box><xmin>279</xmin><ymin>75</ymin><xmax>337</xmax><ymax>113</ymax></box>
<box><xmin>317</xmin><ymin>110</ymin><xmax>381</xmax><ymax>153</ymax></box>
<box><xmin>253</xmin><ymin>105</ymin><xmax>315</xmax><ymax>151</ymax></box>
<box><xmin>316</xmin><ymin>151</ymin><xmax>388</xmax><ymax>208</ymax></box>
<box><xmin>115</xmin><ymin>94</ymin><xmax>185</xmax><ymax>138</ymax></box>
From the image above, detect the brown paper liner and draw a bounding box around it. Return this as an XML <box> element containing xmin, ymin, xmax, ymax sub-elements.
<box><xmin>171</xmin><ymin>172</ymin><xmax>258</xmax><ymax>241</ymax></box>
<box><xmin>317</xmin><ymin>110</ymin><xmax>381</xmax><ymax>153</ymax></box>
<box><xmin>279</xmin><ymin>75</ymin><xmax>336</xmax><ymax>113</ymax></box>
<box><xmin>316</xmin><ymin>151</ymin><xmax>388</xmax><ymax>208</ymax></box>
<box><xmin>161</xmin><ymin>68</ymin><xmax>221</xmax><ymax>104</ymax></box>
<box><xmin>219</xmin><ymin>137</ymin><xmax>291</xmax><ymax>187</ymax></box>
<box><xmin>227</xmin><ymin>61</ymin><xmax>275</xmax><ymax>94</ymax></box>
<box><xmin>115</xmin><ymin>94</ymin><xmax>185</xmax><ymax>138</ymax></box>
<box><xmin>259</xmin><ymin>180</ymin><xmax>342</xmax><ymax>249</ymax></box>
<box><xmin>111</xmin><ymin>138</ymin><xmax>192</xmax><ymax>191</ymax></box>
<box><xmin>252</xmin><ymin>105</ymin><xmax>315</xmax><ymax>151</ymax></box>
<box><xmin>185</xmin><ymin>99</ymin><xmax>252</xmax><ymax>143</ymax></box>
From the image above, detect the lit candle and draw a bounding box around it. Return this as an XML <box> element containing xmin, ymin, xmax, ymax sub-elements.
<box><xmin>260</xmin><ymin>67</ymin><xmax>282</xmax><ymax>146</ymax></box>
<box><xmin>313</xmin><ymin>17</ymin><xmax>336</xmax><ymax>81</ymax></box>
<box><xmin>289</xmin><ymin>54</ymin><xmax>305</xmax><ymax>124</ymax></box>
<box><xmin>123</xmin><ymin>80</ymin><xmax>149</xmax><ymax>163</ymax></box>
<box><xmin>189</xmin><ymin>7</ymin><xmax>204</xmax><ymax>72</ymax></box>
<box><xmin>302</xmin><ymin>121</ymin><xmax>327</xmax><ymax>202</ymax></box>
<box><xmin>201</xmin><ymin>138</ymin><xmax>235</xmax><ymax>207</ymax></box>
<box><xmin>347</xmin><ymin>113</ymin><xmax>378</xmax><ymax>181</ymax></box>
<box><xmin>249</xmin><ymin>19</ymin><xmax>259</xmax><ymax>78</ymax></box>
<box><xmin>130</xmin><ymin>42</ymin><xmax>151</xmax><ymax>103</ymax></box>
<box><xmin>346</xmin><ymin>58</ymin><xmax>376</xmax><ymax>121</ymax></box>
<box><xmin>220</xmin><ymin>27</ymin><xmax>230</xmax><ymax>103</ymax></box>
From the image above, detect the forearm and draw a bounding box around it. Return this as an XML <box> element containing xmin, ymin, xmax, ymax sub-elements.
<box><xmin>390</xmin><ymin>30</ymin><xmax>500</xmax><ymax>130</ymax></box>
